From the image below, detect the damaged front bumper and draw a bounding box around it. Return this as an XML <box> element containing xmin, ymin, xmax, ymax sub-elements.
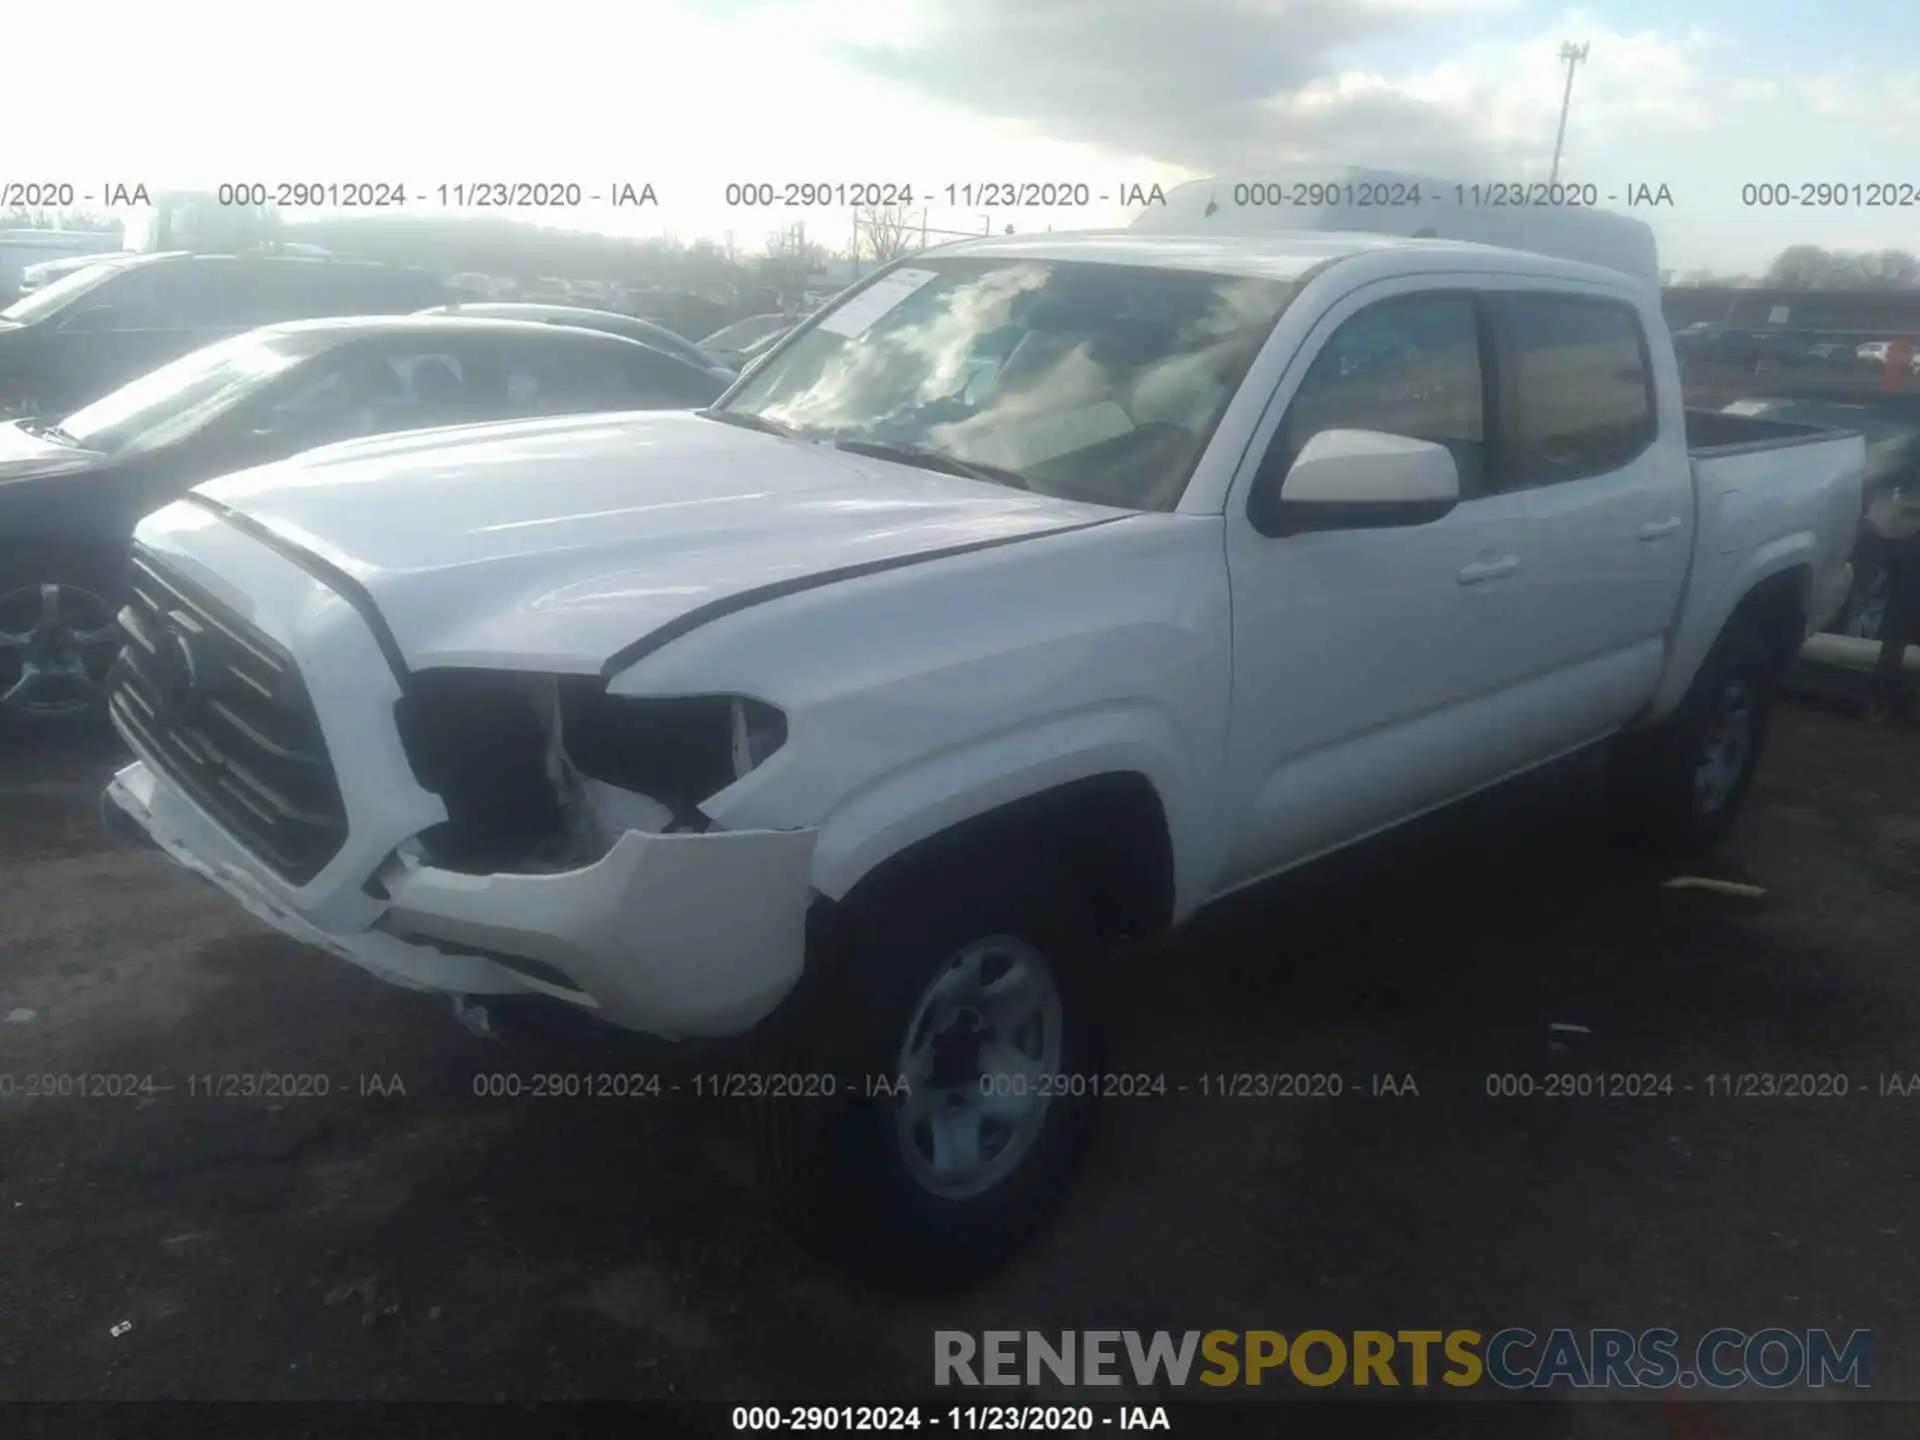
<box><xmin>105</xmin><ymin>758</ymin><xmax>819</xmax><ymax>1041</ymax></box>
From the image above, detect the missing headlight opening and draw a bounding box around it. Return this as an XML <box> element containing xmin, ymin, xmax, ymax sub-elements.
<box><xmin>391</xmin><ymin>670</ymin><xmax>787</xmax><ymax>875</ymax></box>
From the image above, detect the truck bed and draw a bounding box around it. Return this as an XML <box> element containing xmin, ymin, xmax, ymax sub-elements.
<box><xmin>1641</xmin><ymin>409</ymin><xmax>1867</xmax><ymax>721</ymax></box>
<box><xmin>1683</xmin><ymin>409</ymin><xmax>1862</xmax><ymax>580</ymax></box>
<box><xmin>1684</xmin><ymin>406</ymin><xmax>1861</xmax><ymax>456</ymax></box>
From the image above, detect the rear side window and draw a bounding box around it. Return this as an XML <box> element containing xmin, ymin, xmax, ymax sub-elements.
<box><xmin>1506</xmin><ymin>295</ymin><xmax>1655</xmax><ymax>485</ymax></box>
<box><xmin>255</xmin><ymin>344</ymin><xmax>477</xmax><ymax>436</ymax></box>
<box><xmin>498</xmin><ymin>336</ymin><xmax>641</xmax><ymax>416</ymax></box>
<box><xmin>236</xmin><ymin>264</ymin><xmax>444</xmax><ymax>321</ymax></box>
<box><xmin>208</xmin><ymin>262</ymin><xmax>319</xmax><ymax>325</ymax></box>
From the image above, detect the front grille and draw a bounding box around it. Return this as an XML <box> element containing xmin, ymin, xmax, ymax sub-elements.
<box><xmin>108</xmin><ymin>548</ymin><xmax>348</xmax><ymax>885</ymax></box>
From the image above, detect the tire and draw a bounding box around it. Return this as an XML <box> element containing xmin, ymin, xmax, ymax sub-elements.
<box><xmin>0</xmin><ymin>550</ymin><xmax>127</xmax><ymax>736</ymax></box>
<box><xmin>1606</xmin><ymin>622</ymin><xmax>1777</xmax><ymax>856</ymax></box>
<box><xmin>753</xmin><ymin>844</ymin><xmax>1102</xmax><ymax>1293</ymax></box>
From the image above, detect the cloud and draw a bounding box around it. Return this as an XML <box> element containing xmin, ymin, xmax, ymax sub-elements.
<box><xmin>835</xmin><ymin>1</ymin><xmax>1916</xmax><ymax>188</ymax></box>
<box><xmin>835</xmin><ymin>0</ymin><xmax>1567</xmax><ymax>178</ymax></box>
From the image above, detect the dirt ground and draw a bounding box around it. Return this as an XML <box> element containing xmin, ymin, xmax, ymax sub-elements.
<box><xmin>2</xmin><ymin>698</ymin><xmax>1918</xmax><ymax>1434</ymax></box>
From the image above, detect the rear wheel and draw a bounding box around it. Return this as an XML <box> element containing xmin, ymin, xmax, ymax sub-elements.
<box><xmin>754</xmin><ymin>846</ymin><xmax>1102</xmax><ymax>1293</ymax></box>
<box><xmin>1607</xmin><ymin>623</ymin><xmax>1777</xmax><ymax>855</ymax></box>
<box><xmin>0</xmin><ymin>558</ymin><xmax>125</xmax><ymax>732</ymax></box>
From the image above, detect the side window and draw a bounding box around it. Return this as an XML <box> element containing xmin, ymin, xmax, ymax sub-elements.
<box><xmin>1271</xmin><ymin>294</ymin><xmax>1486</xmax><ymax>492</ymax></box>
<box><xmin>218</xmin><ymin>265</ymin><xmax>410</xmax><ymax>325</ymax></box>
<box><xmin>1506</xmin><ymin>295</ymin><xmax>1655</xmax><ymax>485</ymax></box>
<box><xmin>246</xmin><ymin>357</ymin><xmax>371</xmax><ymax>446</ymax></box>
<box><xmin>374</xmin><ymin>349</ymin><xmax>473</xmax><ymax>429</ymax></box>
<box><xmin>63</xmin><ymin>266</ymin><xmax>175</xmax><ymax>330</ymax></box>
<box><xmin>253</xmin><ymin>347</ymin><xmax>474</xmax><ymax>445</ymax></box>
<box><xmin>220</xmin><ymin>263</ymin><xmax>307</xmax><ymax>326</ymax></box>
<box><xmin>624</xmin><ymin>346</ymin><xmax>726</xmax><ymax>408</ymax></box>
<box><xmin>498</xmin><ymin>338</ymin><xmax>644</xmax><ymax>417</ymax></box>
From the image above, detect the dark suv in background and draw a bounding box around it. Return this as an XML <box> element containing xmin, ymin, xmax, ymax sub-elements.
<box><xmin>0</xmin><ymin>253</ymin><xmax>448</xmax><ymax>419</ymax></box>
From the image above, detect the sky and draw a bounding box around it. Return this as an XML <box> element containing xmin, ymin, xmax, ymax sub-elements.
<box><xmin>8</xmin><ymin>0</ymin><xmax>1919</xmax><ymax>277</ymax></box>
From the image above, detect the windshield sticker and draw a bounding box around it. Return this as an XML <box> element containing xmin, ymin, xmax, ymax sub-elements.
<box><xmin>816</xmin><ymin>268</ymin><xmax>940</xmax><ymax>338</ymax></box>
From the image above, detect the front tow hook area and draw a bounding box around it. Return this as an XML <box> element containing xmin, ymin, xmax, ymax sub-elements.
<box><xmin>99</xmin><ymin>789</ymin><xmax>157</xmax><ymax>852</ymax></box>
<box><xmin>451</xmin><ymin>995</ymin><xmax>499</xmax><ymax>1040</ymax></box>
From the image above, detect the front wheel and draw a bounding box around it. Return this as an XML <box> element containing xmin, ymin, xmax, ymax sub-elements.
<box><xmin>1606</xmin><ymin>623</ymin><xmax>1777</xmax><ymax>855</ymax></box>
<box><xmin>754</xmin><ymin>848</ymin><xmax>1102</xmax><ymax>1293</ymax></box>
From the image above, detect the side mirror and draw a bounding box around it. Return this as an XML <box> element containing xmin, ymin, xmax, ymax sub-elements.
<box><xmin>1254</xmin><ymin>428</ymin><xmax>1460</xmax><ymax>536</ymax></box>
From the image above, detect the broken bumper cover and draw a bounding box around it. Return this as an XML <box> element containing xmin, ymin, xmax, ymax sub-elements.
<box><xmin>104</xmin><ymin>759</ymin><xmax>819</xmax><ymax>1041</ymax></box>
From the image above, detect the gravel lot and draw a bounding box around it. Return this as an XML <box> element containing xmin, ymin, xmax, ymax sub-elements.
<box><xmin>1</xmin><ymin>700</ymin><xmax>1917</xmax><ymax>1432</ymax></box>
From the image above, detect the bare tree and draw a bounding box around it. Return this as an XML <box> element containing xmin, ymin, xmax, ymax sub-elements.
<box><xmin>1764</xmin><ymin>245</ymin><xmax>1831</xmax><ymax>289</ymax></box>
<box><xmin>1</xmin><ymin>205</ymin><xmax>119</xmax><ymax>232</ymax></box>
<box><xmin>854</xmin><ymin>204</ymin><xmax>919</xmax><ymax>265</ymax></box>
<box><xmin>1764</xmin><ymin>244</ymin><xmax>1920</xmax><ymax>290</ymax></box>
<box><xmin>765</xmin><ymin>224</ymin><xmax>827</xmax><ymax>271</ymax></box>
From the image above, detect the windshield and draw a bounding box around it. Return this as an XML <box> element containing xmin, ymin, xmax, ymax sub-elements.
<box><xmin>719</xmin><ymin>258</ymin><xmax>1297</xmax><ymax>512</ymax></box>
<box><xmin>701</xmin><ymin>313</ymin><xmax>795</xmax><ymax>351</ymax></box>
<box><xmin>0</xmin><ymin>262</ymin><xmax>127</xmax><ymax>323</ymax></box>
<box><xmin>55</xmin><ymin>331</ymin><xmax>328</xmax><ymax>454</ymax></box>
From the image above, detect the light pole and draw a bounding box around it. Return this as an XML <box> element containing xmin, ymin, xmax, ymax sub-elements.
<box><xmin>1549</xmin><ymin>40</ymin><xmax>1589</xmax><ymax>187</ymax></box>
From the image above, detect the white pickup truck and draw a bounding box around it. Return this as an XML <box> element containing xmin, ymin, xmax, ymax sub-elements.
<box><xmin>103</xmin><ymin>231</ymin><xmax>1864</xmax><ymax>1290</ymax></box>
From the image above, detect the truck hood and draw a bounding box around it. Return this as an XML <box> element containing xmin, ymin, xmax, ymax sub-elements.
<box><xmin>191</xmin><ymin>410</ymin><xmax>1125</xmax><ymax>674</ymax></box>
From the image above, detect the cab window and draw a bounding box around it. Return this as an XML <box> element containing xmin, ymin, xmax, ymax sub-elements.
<box><xmin>1503</xmin><ymin>295</ymin><xmax>1656</xmax><ymax>486</ymax></box>
<box><xmin>1269</xmin><ymin>293</ymin><xmax>1487</xmax><ymax>492</ymax></box>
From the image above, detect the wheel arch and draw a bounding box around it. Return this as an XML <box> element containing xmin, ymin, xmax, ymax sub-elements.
<box><xmin>1645</xmin><ymin>542</ymin><xmax>1816</xmax><ymax>724</ymax></box>
<box><xmin>1728</xmin><ymin>563</ymin><xmax>1814</xmax><ymax>675</ymax></box>
<box><xmin>827</xmin><ymin>770</ymin><xmax>1179</xmax><ymax>946</ymax></box>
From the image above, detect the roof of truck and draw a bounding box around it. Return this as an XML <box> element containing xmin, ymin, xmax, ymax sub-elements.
<box><xmin>923</xmin><ymin>229</ymin><xmax>1639</xmax><ymax>290</ymax></box>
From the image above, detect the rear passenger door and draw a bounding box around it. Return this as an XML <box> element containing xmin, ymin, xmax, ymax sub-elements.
<box><xmin>1490</xmin><ymin>286</ymin><xmax>1693</xmax><ymax>758</ymax></box>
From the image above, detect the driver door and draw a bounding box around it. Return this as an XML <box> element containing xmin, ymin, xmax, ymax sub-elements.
<box><xmin>1214</xmin><ymin>280</ymin><xmax>1532</xmax><ymax>890</ymax></box>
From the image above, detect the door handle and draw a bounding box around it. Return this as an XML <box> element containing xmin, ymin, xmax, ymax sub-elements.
<box><xmin>1638</xmin><ymin>516</ymin><xmax>1683</xmax><ymax>540</ymax></box>
<box><xmin>1458</xmin><ymin>555</ymin><xmax>1521</xmax><ymax>585</ymax></box>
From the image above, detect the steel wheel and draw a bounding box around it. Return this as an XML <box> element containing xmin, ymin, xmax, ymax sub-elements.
<box><xmin>894</xmin><ymin>934</ymin><xmax>1064</xmax><ymax>1200</ymax></box>
<box><xmin>1692</xmin><ymin>678</ymin><xmax>1756</xmax><ymax>818</ymax></box>
<box><xmin>0</xmin><ymin>581</ymin><xmax>122</xmax><ymax>720</ymax></box>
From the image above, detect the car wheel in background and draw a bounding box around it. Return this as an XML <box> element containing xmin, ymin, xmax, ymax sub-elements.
<box><xmin>0</xmin><ymin>555</ymin><xmax>126</xmax><ymax>733</ymax></box>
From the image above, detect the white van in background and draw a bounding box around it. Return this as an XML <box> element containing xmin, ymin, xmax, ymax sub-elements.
<box><xmin>1129</xmin><ymin>168</ymin><xmax>1661</xmax><ymax>286</ymax></box>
